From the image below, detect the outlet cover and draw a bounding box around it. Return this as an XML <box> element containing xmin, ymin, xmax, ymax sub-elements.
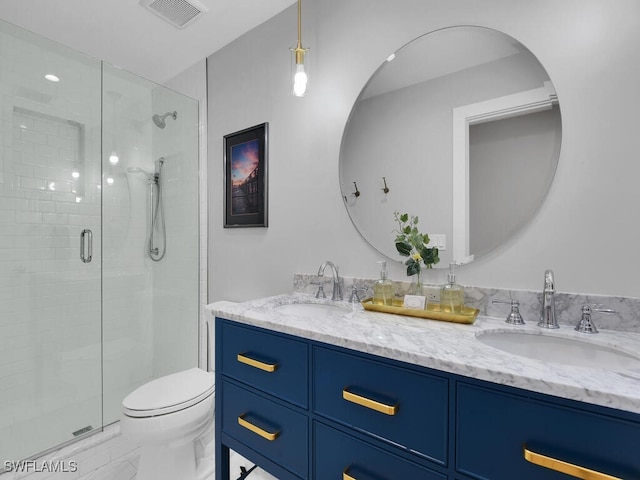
<box><xmin>429</xmin><ymin>234</ymin><xmax>446</xmax><ymax>251</ymax></box>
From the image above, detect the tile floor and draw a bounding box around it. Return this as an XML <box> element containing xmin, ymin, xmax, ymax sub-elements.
<box><xmin>0</xmin><ymin>422</ymin><xmax>276</xmax><ymax>480</ymax></box>
<box><xmin>0</xmin><ymin>424</ymin><xmax>139</xmax><ymax>480</ymax></box>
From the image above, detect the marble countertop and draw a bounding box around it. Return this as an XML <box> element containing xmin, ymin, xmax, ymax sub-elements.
<box><xmin>207</xmin><ymin>292</ymin><xmax>640</xmax><ymax>415</ymax></box>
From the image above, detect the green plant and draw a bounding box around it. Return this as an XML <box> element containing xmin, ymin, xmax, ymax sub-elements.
<box><xmin>393</xmin><ymin>211</ymin><xmax>440</xmax><ymax>276</ymax></box>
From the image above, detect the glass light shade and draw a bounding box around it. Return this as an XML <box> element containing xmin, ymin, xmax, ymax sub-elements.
<box><xmin>291</xmin><ymin>49</ymin><xmax>309</xmax><ymax>97</ymax></box>
<box><xmin>294</xmin><ymin>64</ymin><xmax>308</xmax><ymax>97</ymax></box>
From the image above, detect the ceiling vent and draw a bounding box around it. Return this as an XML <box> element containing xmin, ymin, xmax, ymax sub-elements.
<box><xmin>140</xmin><ymin>0</ymin><xmax>207</xmax><ymax>29</ymax></box>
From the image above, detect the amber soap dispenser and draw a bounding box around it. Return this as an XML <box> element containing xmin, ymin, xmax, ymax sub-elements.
<box><xmin>372</xmin><ymin>261</ymin><xmax>394</xmax><ymax>306</ymax></box>
<box><xmin>440</xmin><ymin>263</ymin><xmax>464</xmax><ymax>313</ymax></box>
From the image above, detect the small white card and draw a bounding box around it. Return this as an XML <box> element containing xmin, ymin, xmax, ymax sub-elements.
<box><xmin>403</xmin><ymin>294</ymin><xmax>426</xmax><ymax>310</ymax></box>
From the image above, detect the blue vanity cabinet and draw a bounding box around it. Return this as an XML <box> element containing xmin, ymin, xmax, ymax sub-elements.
<box><xmin>314</xmin><ymin>421</ymin><xmax>447</xmax><ymax>480</ymax></box>
<box><xmin>216</xmin><ymin>319</ymin><xmax>310</xmax><ymax>480</ymax></box>
<box><xmin>216</xmin><ymin>318</ymin><xmax>448</xmax><ymax>480</ymax></box>
<box><xmin>220</xmin><ymin>380</ymin><xmax>308</xmax><ymax>478</ymax></box>
<box><xmin>456</xmin><ymin>382</ymin><xmax>640</xmax><ymax>480</ymax></box>
<box><xmin>216</xmin><ymin>317</ymin><xmax>640</xmax><ymax>480</ymax></box>
<box><xmin>219</xmin><ymin>321</ymin><xmax>308</xmax><ymax>408</ymax></box>
<box><xmin>313</xmin><ymin>345</ymin><xmax>448</xmax><ymax>465</ymax></box>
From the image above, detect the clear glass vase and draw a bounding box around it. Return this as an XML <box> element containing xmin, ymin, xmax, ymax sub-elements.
<box><xmin>409</xmin><ymin>271</ymin><xmax>423</xmax><ymax>296</ymax></box>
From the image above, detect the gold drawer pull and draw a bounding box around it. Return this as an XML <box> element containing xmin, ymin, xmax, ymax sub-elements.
<box><xmin>524</xmin><ymin>447</ymin><xmax>622</xmax><ymax>480</ymax></box>
<box><xmin>343</xmin><ymin>387</ymin><xmax>398</xmax><ymax>415</ymax></box>
<box><xmin>237</xmin><ymin>353</ymin><xmax>279</xmax><ymax>372</ymax></box>
<box><xmin>238</xmin><ymin>415</ymin><xmax>280</xmax><ymax>441</ymax></box>
<box><xmin>342</xmin><ymin>467</ymin><xmax>357</xmax><ymax>480</ymax></box>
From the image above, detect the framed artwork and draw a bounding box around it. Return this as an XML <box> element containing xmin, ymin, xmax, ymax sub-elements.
<box><xmin>224</xmin><ymin>122</ymin><xmax>268</xmax><ymax>228</ymax></box>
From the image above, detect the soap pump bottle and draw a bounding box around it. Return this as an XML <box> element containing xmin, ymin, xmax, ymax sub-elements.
<box><xmin>372</xmin><ymin>260</ymin><xmax>394</xmax><ymax>306</ymax></box>
<box><xmin>440</xmin><ymin>262</ymin><xmax>464</xmax><ymax>314</ymax></box>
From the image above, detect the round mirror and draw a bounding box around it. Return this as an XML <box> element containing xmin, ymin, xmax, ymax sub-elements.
<box><xmin>340</xmin><ymin>26</ymin><xmax>561</xmax><ymax>267</ymax></box>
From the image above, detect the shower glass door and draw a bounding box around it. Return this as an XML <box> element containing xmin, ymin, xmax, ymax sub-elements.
<box><xmin>0</xmin><ymin>21</ymin><xmax>103</xmax><ymax>460</ymax></box>
<box><xmin>101</xmin><ymin>63</ymin><xmax>200</xmax><ymax>425</ymax></box>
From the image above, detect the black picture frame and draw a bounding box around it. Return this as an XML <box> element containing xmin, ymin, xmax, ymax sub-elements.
<box><xmin>223</xmin><ymin>122</ymin><xmax>268</xmax><ymax>228</ymax></box>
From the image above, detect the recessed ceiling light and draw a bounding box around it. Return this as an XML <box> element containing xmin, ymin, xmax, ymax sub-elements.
<box><xmin>45</xmin><ymin>74</ymin><xmax>60</xmax><ymax>82</ymax></box>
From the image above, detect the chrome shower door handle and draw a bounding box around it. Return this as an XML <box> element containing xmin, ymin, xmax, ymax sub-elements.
<box><xmin>80</xmin><ymin>229</ymin><xmax>93</xmax><ymax>263</ymax></box>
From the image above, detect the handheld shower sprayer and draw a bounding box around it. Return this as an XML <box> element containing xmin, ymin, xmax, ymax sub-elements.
<box><xmin>126</xmin><ymin>158</ymin><xmax>166</xmax><ymax>261</ymax></box>
<box><xmin>152</xmin><ymin>111</ymin><xmax>177</xmax><ymax>129</ymax></box>
<box><xmin>126</xmin><ymin>166</ymin><xmax>155</xmax><ymax>184</ymax></box>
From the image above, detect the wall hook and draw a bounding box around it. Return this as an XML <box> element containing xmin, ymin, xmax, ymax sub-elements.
<box><xmin>352</xmin><ymin>181</ymin><xmax>361</xmax><ymax>198</ymax></box>
<box><xmin>381</xmin><ymin>177</ymin><xmax>390</xmax><ymax>194</ymax></box>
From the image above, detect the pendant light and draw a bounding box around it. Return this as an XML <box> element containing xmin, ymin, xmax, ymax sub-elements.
<box><xmin>291</xmin><ymin>0</ymin><xmax>309</xmax><ymax>97</ymax></box>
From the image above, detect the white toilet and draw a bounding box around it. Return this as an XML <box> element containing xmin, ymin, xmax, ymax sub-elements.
<box><xmin>120</xmin><ymin>367</ymin><xmax>215</xmax><ymax>480</ymax></box>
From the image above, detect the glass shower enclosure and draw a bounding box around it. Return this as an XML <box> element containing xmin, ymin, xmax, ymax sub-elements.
<box><xmin>0</xmin><ymin>19</ymin><xmax>199</xmax><ymax>462</ymax></box>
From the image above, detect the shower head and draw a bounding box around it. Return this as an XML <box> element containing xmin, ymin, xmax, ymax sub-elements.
<box><xmin>152</xmin><ymin>111</ymin><xmax>177</xmax><ymax>129</ymax></box>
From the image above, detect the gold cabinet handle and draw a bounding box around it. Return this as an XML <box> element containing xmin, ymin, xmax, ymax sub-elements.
<box><xmin>238</xmin><ymin>415</ymin><xmax>280</xmax><ymax>441</ymax></box>
<box><xmin>342</xmin><ymin>467</ymin><xmax>357</xmax><ymax>480</ymax></box>
<box><xmin>524</xmin><ymin>447</ymin><xmax>622</xmax><ymax>480</ymax></box>
<box><xmin>342</xmin><ymin>387</ymin><xmax>398</xmax><ymax>415</ymax></box>
<box><xmin>237</xmin><ymin>353</ymin><xmax>279</xmax><ymax>372</ymax></box>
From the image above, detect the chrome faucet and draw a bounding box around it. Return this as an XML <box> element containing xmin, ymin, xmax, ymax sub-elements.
<box><xmin>317</xmin><ymin>261</ymin><xmax>343</xmax><ymax>301</ymax></box>
<box><xmin>538</xmin><ymin>269</ymin><xmax>558</xmax><ymax>329</ymax></box>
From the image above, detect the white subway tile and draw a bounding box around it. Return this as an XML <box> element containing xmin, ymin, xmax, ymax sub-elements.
<box><xmin>14</xmin><ymin>211</ymin><xmax>42</xmax><ymax>223</ymax></box>
<box><xmin>18</xmin><ymin>177</ymin><xmax>45</xmax><ymax>191</ymax></box>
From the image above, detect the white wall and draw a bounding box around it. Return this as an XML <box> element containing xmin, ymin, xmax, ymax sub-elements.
<box><xmin>207</xmin><ymin>0</ymin><xmax>640</xmax><ymax>302</ymax></box>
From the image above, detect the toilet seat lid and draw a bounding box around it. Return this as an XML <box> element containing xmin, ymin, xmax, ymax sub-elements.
<box><xmin>122</xmin><ymin>367</ymin><xmax>214</xmax><ymax>417</ymax></box>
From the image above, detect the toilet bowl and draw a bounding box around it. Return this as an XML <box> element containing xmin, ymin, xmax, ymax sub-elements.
<box><xmin>120</xmin><ymin>367</ymin><xmax>215</xmax><ymax>480</ymax></box>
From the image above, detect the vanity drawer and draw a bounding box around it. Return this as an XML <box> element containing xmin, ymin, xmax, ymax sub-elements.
<box><xmin>456</xmin><ymin>382</ymin><xmax>640</xmax><ymax>480</ymax></box>
<box><xmin>219</xmin><ymin>321</ymin><xmax>308</xmax><ymax>407</ymax></box>
<box><xmin>313</xmin><ymin>346</ymin><xmax>448</xmax><ymax>464</ymax></box>
<box><xmin>314</xmin><ymin>421</ymin><xmax>446</xmax><ymax>480</ymax></box>
<box><xmin>221</xmin><ymin>380</ymin><xmax>308</xmax><ymax>479</ymax></box>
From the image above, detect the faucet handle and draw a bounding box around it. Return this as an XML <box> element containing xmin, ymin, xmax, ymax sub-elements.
<box><xmin>310</xmin><ymin>280</ymin><xmax>326</xmax><ymax>299</ymax></box>
<box><xmin>492</xmin><ymin>299</ymin><xmax>525</xmax><ymax>325</ymax></box>
<box><xmin>349</xmin><ymin>285</ymin><xmax>368</xmax><ymax>304</ymax></box>
<box><xmin>575</xmin><ymin>304</ymin><xmax>615</xmax><ymax>334</ymax></box>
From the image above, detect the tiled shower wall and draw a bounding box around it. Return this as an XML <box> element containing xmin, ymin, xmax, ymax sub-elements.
<box><xmin>149</xmin><ymin>84</ymin><xmax>199</xmax><ymax>379</ymax></box>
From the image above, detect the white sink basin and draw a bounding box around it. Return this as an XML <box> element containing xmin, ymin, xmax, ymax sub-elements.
<box><xmin>274</xmin><ymin>302</ymin><xmax>351</xmax><ymax>316</ymax></box>
<box><xmin>476</xmin><ymin>331</ymin><xmax>640</xmax><ymax>370</ymax></box>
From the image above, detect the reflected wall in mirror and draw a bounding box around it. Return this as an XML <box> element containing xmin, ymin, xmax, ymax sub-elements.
<box><xmin>340</xmin><ymin>26</ymin><xmax>562</xmax><ymax>267</ymax></box>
